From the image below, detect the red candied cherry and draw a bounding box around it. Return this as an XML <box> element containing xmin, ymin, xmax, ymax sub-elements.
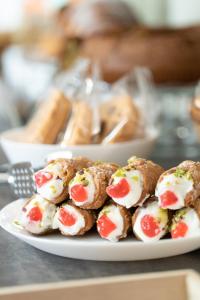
<box><xmin>97</xmin><ymin>214</ymin><xmax>117</xmax><ymax>238</ymax></box>
<box><xmin>160</xmin><ymin>191</ymin><xmax>178</xmax><ymax>208</ymax></box>
<box><xmin>141</xmin><ymin>214</ymin><xmax>161</xmax><ymax>238</ymax></box>
<box><xmin>35</xmin><ymin>171</ymin><xmax>53</xmax><ymax>188</ymax></box>
<box><xmin>70</xmin><ymin>184</ymin><xmax>88</xmax><ymax>202</ymax></box>
<box><xmin>171</xmin><ymin>221</ymin><xmax>188</xmax><ymax>239</ymax></box>
<box><xmin>106</xmin><ymin>178</ymin><xmax>130</xmax><ymax>198</ymax></box>
<box><xmin>27</xmin><ymin>206</ymin><xmax>42</xmax><ymax>222</ymax></box>
<box><xmin>59</xmin><ymin>207</ymin><xmax>76</xmax><ymax>226</ymax></box>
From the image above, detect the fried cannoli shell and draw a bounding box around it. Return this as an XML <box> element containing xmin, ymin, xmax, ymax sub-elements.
<box><xmin>158</xmin><ymin>160</ymin><xmax>200</xmax><ymax>207</ymax></box>
<box><xmin>25</xmin><ymin>90</ymin><xmax>71</xmax><ymax>144</ymax></box>
<box><xmin>21</xmin><ymin>195</ymin><xmax>56</xmax><ymax>235</ymax></box>
<box><xmin>109</xmin><ymin>157</ymin><xmax>164</xmax><ymax>206</ymax></box>
<box><xmin>73</xmin><ymin>163</ymin><xmax>119</xmax><ymax>209</ymax></box>
<box><xmin>43</xmin><ymin>157</ymin><xmax>92</xmax><ymax>204</ymax></box>
<box><xmin>194</xmin><ymin>198</ymin><xmax>200</xmax><ymax>218</ymax></box>
<box><xmin>62</xmin><ymin>101</ymin><xmax>93</xmax><ymax>146</ymax></box>
<box><xmin>117</xmin><ymin>204</ymin><xmax>132</xmax><ymax>239</ymax></box>
<box><xmin>97</xmin><ymin>202</ymin><xmax>131</xmax><ymax>241</ymax></box>
<box><xmin>58</xmin><ymin>202</ymin><xmax>96</xmax><ymax>236</ymax></box>
<box><xmin>54</xmin><ymin>157</ymin><xmax>92</xmax><ymax>201</ymax></box>
<box><xmin>129</xmin><ymin>157</ymin><xmax>164</xmax><ymax>194</ymax></box>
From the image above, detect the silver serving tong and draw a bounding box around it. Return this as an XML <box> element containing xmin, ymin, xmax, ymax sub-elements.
<box><xmin>0</xmin><ymin>162</ymin><xmax>36</xmax><ymax>198</ymax></box>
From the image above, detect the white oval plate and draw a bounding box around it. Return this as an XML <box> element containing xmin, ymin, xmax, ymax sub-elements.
<box><xmin>1</xmin><ymin>199</ymin><xmax>200</xmax><ymax>261</ymax></box>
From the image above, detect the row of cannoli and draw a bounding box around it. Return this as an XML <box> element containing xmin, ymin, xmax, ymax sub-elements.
<box><xmin>18</xmin><ymin>157</ymin><xmax>200</xmax><ymax>242</ymax></box>
<box><xmin>24</xmin><ymin>89</ymin><xmax>141</xmax><ymax>145</ymax></box>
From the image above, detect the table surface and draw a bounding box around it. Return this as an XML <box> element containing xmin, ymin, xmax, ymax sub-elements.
<box><xmin>0</xmin><ymin>142</ymin><xmax>200</xmax><ymax>288</ymax></box>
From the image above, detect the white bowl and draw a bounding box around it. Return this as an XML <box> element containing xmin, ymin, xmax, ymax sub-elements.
<box><xmin>1</xmin><ymin>127</ymin><xmax>158</xmax><ymax>168</ymax></box>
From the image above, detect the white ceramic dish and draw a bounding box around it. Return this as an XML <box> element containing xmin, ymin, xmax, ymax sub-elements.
<box><xmin>1</xmin><ymin>199</ymin><xmax>200</xmax><ymax>261</ymax></box>
<box><xmin>0</xmin><ymin>127</ymin><xmax>158</xmax><ymax>168</ymax></box>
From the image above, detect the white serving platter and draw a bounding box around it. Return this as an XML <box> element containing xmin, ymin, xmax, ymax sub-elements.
<box><xmin>1</xmin><ymin>199</ymin><xmax>200</xmax><ymax>261</ymax></box>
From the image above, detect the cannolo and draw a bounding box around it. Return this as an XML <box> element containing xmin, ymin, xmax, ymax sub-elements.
<box><xmin>52</xmin><ymin>202</ymin><xmax>95</xmax><ymax>236</ymax></box>
<box><xmin>100</xmin><ymin>95</ymin><xmax>140</xmax><ymax>143</ymax></box>
<box><xmin>171</xmin><ymin>207</ymin><xmax>200</xmax><ymax>239</ymax></box>
<box><xmin>20</xmin><ymin>194</ymin><xmax>57</xmax><ymax>235</ymax></box>
<box><xmin>61</xmin><ymin>101</ymin><xmax>93</xmax><ymax>145</ymax></box>
<box><xmin>34</xmin><ymin>157</ymin><xmax>92</xmax><ymax>204</ymax></box>
<box><xmin>106</xmin><ymin>157</ymin><xmax>164</xmax><ymax>208</ymax></box>
<box><xmin>25</xmin><ymin>90</ymin><xmax>71</xmax><ymax>144</ymax></box>
<box><xmin>132</xmin><ymin>198</ymin><xmax>169</xmax><ymax>242</ymax></box>
<box><xmin>97</xmin><ymin>203</ymin><xmax>131</xmax><ymax>242</ymax></box>
<box><xmin>69</xmin><ymin>162</ymin><xmax>118</xmax><ymax>209</ymax></box>
<box><xmin>156</xmin><ymin>160</ymin><xmax>200</xmax><ymax>210</ymax></box>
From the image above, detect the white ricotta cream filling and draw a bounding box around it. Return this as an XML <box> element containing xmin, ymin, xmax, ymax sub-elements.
<box><xmin>156</xmin><ymin>173</ymin><xmax>193</xmax><ymax>210</ymax></box>
<box><xmin>21</xmin><ymin>194</ymin><xmax>56</xmax><ymax>234</ymax></box>
<box><xmin>98</xmin><ymin>205</ymin><xmax>124</xmax><ymax>242</ymax></box>
<box><xmin>52</xmin><ymin>204</ymin><xmax>85</xmax><ymax>236</ymax></box>
<box><xmin>173</xmin><ymin>208</ymin><xmax>200</xmax><ymax>238</ymax></box>
<box><xmin>69</xmin><ymin>172</ymin><xmax>95</xmax><ymax>207</ymax></box>
<box><xmin>111</xmin><ymin>170</ymin><xmax>143</xmax><ymax>209</ymax></box>
<box><xmin>35</xmin><ymin>162</ymin><xmax>64</xmax><ymax>201</ymax></box>
<box><xmin>133</xmin><ymin>201</ymin><xmax>168</xmax><ymax>242</ymax></box>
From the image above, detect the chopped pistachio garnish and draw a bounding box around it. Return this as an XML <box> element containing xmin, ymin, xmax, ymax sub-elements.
<box><xmin>82</xmin><ymin>179</ymin><xmax>89</xmax><ymax>186</ymax></box>
<box><xmin>94</xmin><ymin>160</ymin><xmax>103</xmax><ymax>166</ymax></box>
<box><xmin>186</xmin><ymin>172</ymin><xmax>193</xmax><ymax>181</ymax></box>
<box><xmin>46</xmin><ymin>163</ymin><xmax>54</xmax><ymax>170</ymax></box>
<box><xmin>113</xmin><ymin>168</ymin><xmax>126</xmax><ymax>178</ymax></box>
<box><xmin>69</xmin><ymin>178</ymin><xmax>75</xmax><ymax>186</ymax></box>
<box><xmin>70</xmin><ymin>172</ymin><xmax>89</xmax><ymax>186</ymax></box>
<box><xmin>174</xmin><ymin>208</ymin><xmax>188</xmax><ymax>222</ymax></box>
<box><xmin>14</xmin><ymin>220</ymin><xmax>20</xmax><ymax>226</ymax></box>
<box><xmin>157</xmin><ymin>208</ymin><xmax>168</xmax><ymax>224</ymax></box>
<box><xmin>170</xmin><ymin>221</ymin><xmax>176</xmax><ymax>231</ymax></box>
<box><xmin>131</xmin><ymin>175</ymin><xmax>139</xmax><ymax>182</ymax></box>
<box><xmin>50</xmin><ymin>185</ymin><xmax>57</xmax><ymax>194</ymax></box>
<box><xmin>174</xmin><ymin>168</ymin><xmax>192</xmax><ymax>180</ymax></box>
<box><xmin>102</xmin><ymin>208</ymin><xmax>111</xmax><ymax>215</ymax></box>
<box><xmin>13</xmin><ymin>220</ymin><xmax>23</xmax><ymax>229</ymax></box>
<box><xmin>170</xmin><ymin>209</ymin><xmax>188</xmax><ymax>231</ymax></box>
<box><xmin>128</xmin><ymin>156</ymin><xmax>138</xmax><ymax>164</ymax></box>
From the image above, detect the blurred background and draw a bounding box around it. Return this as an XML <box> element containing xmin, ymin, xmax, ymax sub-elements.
<box><xmin>1</xmin><ymin>0</ymin><xmax>200</xmax><ymax>166</ymax></box>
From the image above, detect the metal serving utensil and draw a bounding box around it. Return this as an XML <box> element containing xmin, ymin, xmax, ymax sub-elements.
<box><xmin>0</xmin><ymin>162</ymin><xmax>36</xmax><ymax>198</ymax></box>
